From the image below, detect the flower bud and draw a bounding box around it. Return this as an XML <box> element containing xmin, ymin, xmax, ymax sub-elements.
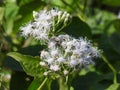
<box><xmin>61</xmin><ymin>11</ymin><xmax>67</xmax><ymax>20</ymax></box>
<box><xmin>33</xmin><ymin>11</ymin><xmax>38</xmax><ymax>19</ymax></box>
<box><xmin>63</xmin><ymin>70</ymin><xmax>69</xmax><ymax>75</ymax></box>
<box><xmin>44</xmin><ymin>72</ymin><xmax>49</xmax><ymax>76</ymax></box>
<box><xmin>40</xmin><ymin>61</ymin><xmax>47</xmax><ymax>67</ymax></box>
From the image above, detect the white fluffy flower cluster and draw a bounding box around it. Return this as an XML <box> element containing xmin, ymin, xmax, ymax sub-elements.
<box><xmin>20</xmin><ymin>8</ymin><xmax>71</xmax><ymax>43</ymax></box>
<box><xmin>20</xmin><ymin>7</ymin><xmax>100</xmax><ymax>77</ymax></box>
<box><xmin>40</xmin><ymin>34</ymin><xmax>100</xmax><ymax>76</ymax></box>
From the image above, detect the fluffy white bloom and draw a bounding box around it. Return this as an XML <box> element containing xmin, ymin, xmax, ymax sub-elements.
<box><xmin>48</xmin><ymin>41</ymin><xmax>56</xmax><ymax>48</ymax></box>
<box><xmin>40</xmin><ymin>34</ymin><xmax>101</xmax><ymax>76</ymax></box>
<box><xmin>51</xmin><ymin>49</ymin><xmax>59</xmax><ymax>57</ymax></box>
<box><xmin>46</xmin><ymin>58</ymin><xmax>54</xmax><ymax>64</ymax></box>
<box><xmin>50</xmin><ymin>65</ymin><xmax>60</xmax><ymax>71</ymax></box>
<box><xmin>20</xmin><ymin>8</ymin><xmax>71</xmax><ymax>43</ymax></box>
<box><xmin>70</xmin><ymin>60</ymin><xmax>78</xmax><ymax>67</ymax></box>
<box><xmin>20</xmin><ymin>22</ymin><xmax>33</xmax><ymax>37</ymax></box>
<box><xmin>40</xmin><ymin>50</ymin><xmax>49</xmax><ymax>59</ymax></box>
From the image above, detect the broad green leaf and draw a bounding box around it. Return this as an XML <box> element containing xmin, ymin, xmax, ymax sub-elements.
<box><xmin>99</xmin><ymin>19</ymin><xmax>120</xmax><ymax>72</ymax></box>
<box><xmin>5</xmin><ymin>3</ymin><xmax>19</xmax><ymax>19</ymax></box>
<box><xmin>72</xmin><ymin>72</ymin><xmax>108</xmax><ymax>90</ymax></box>
<box><xmin>62</xmin><ymin>17</ymin><xmax>92</xmax><ymax>38</ymax></box>
<box><xmin>5</xmin><ymin>45</ymin><xmax>45</xmax><ymax>71</ymax></box>
<box><xmin>98</xmin><ymin>0</ymin><xmax>120</xmax><ymax>7</ymax></box>
<box><xmin>86</xmin><ymin>9</ymin><xmax>116</xmax><ymax>35</ymax></box>
<box><xmin>103</xmin><ymin>19</ymin><xmax>120</xmax><ymax>55</ymax></box>
<box><xmin>4</xmin><ymin>1</ymin><xmax>19</xmax><ymax>34</ymax></box>
<box><xmin>106</xmin><ymin>83</ymin><xmax>120</xmax><ymax>90</ymax></box>
<box><xmin>7</xmin><ymin>52</ymin><xmax>44</xmax><ymax>78</ymax></box>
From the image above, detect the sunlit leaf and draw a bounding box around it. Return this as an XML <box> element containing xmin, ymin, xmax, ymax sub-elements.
<box><xmin>7</xmin><ymin>52</ymin><xmax>44</xmax><ymax>78</ymax></box>
<box><xmin>28</xmin><ymin>79</ymin><xmax>41</xmax><ymax>90</ymax></box>
<box><xmin>4</xmin><ymin>1</ymin><xmax>19</xmax><ymax>34</ymax></box>
<box><xmin>106</xmin><ymin>83</ymin><xmax>120</xmax><ymax>90</ymax></box>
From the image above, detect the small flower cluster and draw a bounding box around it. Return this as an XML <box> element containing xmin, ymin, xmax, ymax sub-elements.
<box><xmin>20</xmin><ymin>8</ymin><xmax>71</xmax><ymax>43</ymax></box>
<box><xmin>40</xmin><ymin>34</ymin><xmax>100</xmax><ymax>76</ymax></box>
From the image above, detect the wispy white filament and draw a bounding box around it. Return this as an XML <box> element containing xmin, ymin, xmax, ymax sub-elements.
<box><xmin>20</xmin><ymin>8</ymin><xmax>71</xmax><ymax>43</ymax></box>
<box><xmin>40</xmin><ymin>34</ymin><xmax>101</xmax><ymax>75</ymax></box>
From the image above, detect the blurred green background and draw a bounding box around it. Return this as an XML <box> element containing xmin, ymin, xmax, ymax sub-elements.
<box><xmin>0</xmin><ymin>0</ymin><xmax>120</xmax><ymax>90</ymax></box>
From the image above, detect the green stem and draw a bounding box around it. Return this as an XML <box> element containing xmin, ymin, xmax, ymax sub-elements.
<box><xmin>102</xmin><ymin>54</ymin><xmax>117</xmax><ymax>84</ymax></box>
<box><xmin>56</xmin><ymin>25</ymin><xmax>65</xmax><ymax>33</ymax></box>
<box><xmin>53</xmin><ymin>17</ymin><xmax>56</xmax><ymax>32</ymax></box>
<box><xmin>58</xmin><ymin>76</ymin><xmax>70</xmax><ymax>90</ymax></box>
<box><xmin>37</xmin><ymin>78</ymin><xmax>48</xmax><ymax>90</ymax></box>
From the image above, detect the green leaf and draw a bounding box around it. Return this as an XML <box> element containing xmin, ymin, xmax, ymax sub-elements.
<box><xmin>5</xmin><ymin>3</ymin><xmax>19</xmax><ymax>19</ymax></box>
<box><xmin>5</xmin><ymin>45</ymin><xmax>45</xmax><ymax>71</ymax></box>
<box><xmin>28</xmin><ymin>79</ymin><xmax>41</xmax><ymax>90</ymax></box>
<box><xmin>106</xmin><ymin>83</ymin><xmax>120</xmax><ymax>90</ymax></box>
<box><xmin>10</xmin><ymin>71</ymin><xmax>33</xmax><ymax>90</ymax></box>
<box><xmin>99</xmin><ymin>19</ymin><xmax>120</xmax><ymax>72</ymax></box>
<box><xmin>4</xmin><ymin>1</ymin><xmax>19</xmax><ymax>34</ymax></box>
<box><xmin>7</xmin><ymin>52</ymin><xmax>44</xmax><ymax>78</ymax></box>
<box><xmin>98</xmin><ymin>0</ymin><xmax>120</xmax><ymax>7</ymax></box>
<box><xmin>113</xmin><ymin>19</ymin><xmax>120</xmax><ymax>33</ymax></box>
<box><xmin>62</xmin><ymin>17</ymin><xmax>92</xmax><ymax>38</ymax></box>
<box><xmin>42</xmin><ymin>0</ymin><xmax>81</xmax><ymax>12</ymax></box>
<box><xmin>19</xmin><ymin>0</ymin><xmax>35</xmax><ymax>5</ymax></box>
<box><xmin>72</xmin><ymin>72</ymin><xmax>108</xmax><ymax>90</ymax></box>
<box><xmin>86</xmin><ymin>9</ymin><xmax>116</xmax><ymax>35</ymax></box>
<box><xmin>103</xmin><ymin>19</ymin><xmax>120</xmax><ymax>55</ymax></box>
<box><xmin>109</xmin><ymin>33</ymin><xmax>120</xmax><ymax>54</ymax></box>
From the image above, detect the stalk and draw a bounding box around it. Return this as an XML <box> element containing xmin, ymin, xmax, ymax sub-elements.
<box><xmin>102</xmin><ymin>54</ymin><xmax>117</xmax><ymax>84</ymax></box>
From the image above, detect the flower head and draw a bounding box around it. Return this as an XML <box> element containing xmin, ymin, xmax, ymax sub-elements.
<box><xmin>40</xmin><ymin>34</ymin><xmax>101</xmax><ymax>76</ymax></box>
<box><xmin>20</xmin><ymin>8</ymin><xmax>71</xmax><ymax>43</ymax></box>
